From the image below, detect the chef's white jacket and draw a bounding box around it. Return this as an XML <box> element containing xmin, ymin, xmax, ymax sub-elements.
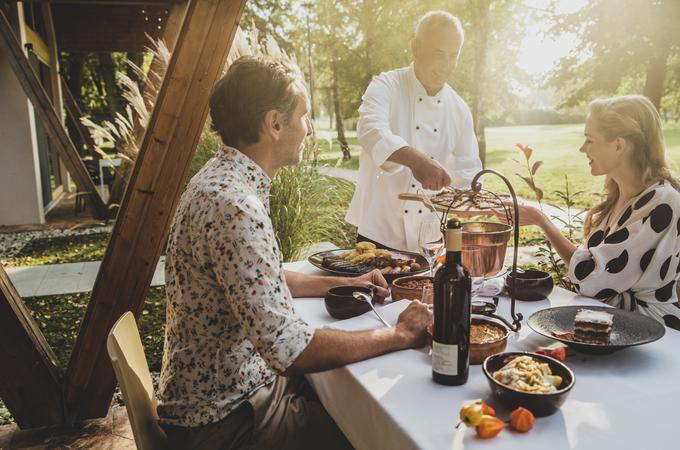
<box><xmin>345</xmin><ymin>64</ymin><xmax>482</xmax><ymax>252</ymax></box>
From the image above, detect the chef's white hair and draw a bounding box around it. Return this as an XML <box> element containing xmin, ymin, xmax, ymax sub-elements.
<box><xmin>414</xmin><ymin>11</ymin><xmax>464</xmax><ymax>45</ymax></box>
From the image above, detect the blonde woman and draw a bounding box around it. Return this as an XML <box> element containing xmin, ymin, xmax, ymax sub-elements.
<box><xmin>497</xmin><ymin>95</ymin><xmax>680</xmax><ymax>331</ymax></box>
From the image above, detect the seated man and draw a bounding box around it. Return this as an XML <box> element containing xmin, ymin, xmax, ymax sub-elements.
<box><xmin>157</xmin><ymin>55</ymin><xmax>432</xmax><ymax>450</ymax></box>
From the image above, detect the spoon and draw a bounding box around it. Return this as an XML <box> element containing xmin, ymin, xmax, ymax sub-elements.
<box><xmin>353</xmin><ymin>291</ymin><xmax>391</xmax><ymax>327</ymax></box>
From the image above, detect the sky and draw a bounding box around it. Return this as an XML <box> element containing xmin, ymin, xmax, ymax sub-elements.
<box><xmin>517</xmin><ymin>0</ymin><xmax>589</xmax><ymax>77</ymax></box>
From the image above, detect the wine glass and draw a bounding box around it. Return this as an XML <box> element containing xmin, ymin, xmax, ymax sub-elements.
<box><xmin>462</xmin><ymin>246</ymin><xmax>485</xmax><ymax>297</ymax></box>
<box><xmin>419</xmin><ymin>217</ymin><xmax>444</xmax><ymax>276</ymax></box>
<box><xmin>421</xmin><ymin>284</ymin><xmax>434</xmax><ymax>305</ymax></box>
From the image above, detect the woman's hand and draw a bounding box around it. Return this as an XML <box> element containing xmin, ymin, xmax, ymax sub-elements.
<box><xmin>493</xmin><ymin>200</ymin><xmax>547</xmax><ymax>228</ymax></box>
<box><xmin>353</xmin><ymin>269</ymin><xmax>390</xmax><ymax>300</ymax></box>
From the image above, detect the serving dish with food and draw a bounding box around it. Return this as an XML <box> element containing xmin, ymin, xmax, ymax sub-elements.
<box><xmin>482</xmin><ymin>352</ymin><xmax>575</xmax><ymax>417</ymax></box>
<box><xmin>390</xmin><ymin>275</ymin><xmax>433</xmax><ymax>302</ymax></box>
<box><xmin>528</xmin><ymin>305</ymin><xmax>666</xmax><ymax>354</ymax></box>
<box><xmin>308</xmin><ymin>242</ymin><xmax>428</xmax><ymax>283</ymax></box>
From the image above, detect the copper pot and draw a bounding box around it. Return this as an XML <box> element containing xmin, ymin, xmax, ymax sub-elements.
<box><xmin>462</xmin><ymin>222</ymin><xmax>512</xmax><ymax>277</ymax></box>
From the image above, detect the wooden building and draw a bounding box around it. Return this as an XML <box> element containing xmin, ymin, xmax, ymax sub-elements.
<box><xmin>0</xmin><ymin>0</ymin><xmax>246</xmax><ymax>429</ymax></box>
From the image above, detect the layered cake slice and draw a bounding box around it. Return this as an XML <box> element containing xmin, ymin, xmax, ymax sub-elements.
<box><xmin>573</xmin><ymin>309</ymin><xmax>614</xmax><ymax>344</ymax></box>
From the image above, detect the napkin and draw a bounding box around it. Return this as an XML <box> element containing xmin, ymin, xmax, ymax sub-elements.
<box><xmin>325</xmin><ymin>300</ymin><xmax>411</xmax><ymax>331</ymax></box>
<box><xmin>472</xmin><ymin>276</ymin><xmax>505</xmax><ymax>297</ymax></box>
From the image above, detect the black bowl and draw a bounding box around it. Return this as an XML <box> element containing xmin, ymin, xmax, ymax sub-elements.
<box><xmin>505</xmin><ymin>269</ymin><xmax>554</xmax><ymax>301</ymax></box>
<box><xmin>482</xmin><ymin>352</ymin><xmax>575</xmax><ymax>417</ymax></box>
<box><xmin>324</xmin><ymin>286</ymin><xmax>373</xmax><ymax>320</ymax></box>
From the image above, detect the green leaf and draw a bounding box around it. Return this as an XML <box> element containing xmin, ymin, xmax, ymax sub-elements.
<box><xmin>515</xmin><ymin>173</ymin><xmax>535</xmax><ymax>190</ymax></box>
<box><xmin>534</xmin><ymin>187</ymin><xmax>544</xmax><ymax>201</ymax></box>
<box><xmin>531</xmin><ymin>160</ymin><xmax>543</xmax><ymax>175</ymax></box>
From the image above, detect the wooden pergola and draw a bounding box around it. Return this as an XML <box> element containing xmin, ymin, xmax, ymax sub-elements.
<box><xmin>0</xmin><ymin>0</ymin><xmax>247</xmax><ymax>428</ymax></box>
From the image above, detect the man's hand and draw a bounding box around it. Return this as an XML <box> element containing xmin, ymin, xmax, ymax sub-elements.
<box><xmin>387</xmin><ymin>146</ymin><xmax>451</xmax><ymax>191</ymax></box>
<box><xmin>353</xmin><ymin>269</ymin><xmax>390</xmax><ymax>300</ymax></box>
<box><xmin>411</xmin><ymin>156</ymin><xmax>451</xmax><ymax>190</ymax></box>
<box><xmin>394</xmin><ymin>300</ymin><xmax>432</xmax><ymax>348</ymax></box>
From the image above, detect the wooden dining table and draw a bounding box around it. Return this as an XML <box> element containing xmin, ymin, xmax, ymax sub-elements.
<box><xmin>285</xmin><ymin>259</ymin><xmax>680</xmax><ymax>450</ymax></box>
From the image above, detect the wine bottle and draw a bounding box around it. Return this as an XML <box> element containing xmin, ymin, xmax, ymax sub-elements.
<box><xmin>432</xmin><ymin>218</ymin><xmax>471</xmax><ymax>385</ymax></box>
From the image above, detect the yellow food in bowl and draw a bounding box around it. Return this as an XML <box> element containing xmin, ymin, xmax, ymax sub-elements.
<box><xmin>492</xmin><ymin>355</ymin><xmax>563</xmax><ymax>394</ymax></box>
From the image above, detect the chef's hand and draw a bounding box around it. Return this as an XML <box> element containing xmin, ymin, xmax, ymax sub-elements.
<box><xmin>411</xmin><ymin>155</ymin><xmax>451</xmax><ymax>191</ymax></box>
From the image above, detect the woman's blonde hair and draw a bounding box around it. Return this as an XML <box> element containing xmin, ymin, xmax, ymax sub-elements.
<box><xmin>583</xmin><ymin>94</ymin><xmax>680</xmax><ymax>235</ymax></box>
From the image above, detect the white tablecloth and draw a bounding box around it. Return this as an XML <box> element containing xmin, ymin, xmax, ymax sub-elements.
<box><xmin>284</xmin><ymin>261</ymin><xmax>680</xmax><ymax>450</ymax></box>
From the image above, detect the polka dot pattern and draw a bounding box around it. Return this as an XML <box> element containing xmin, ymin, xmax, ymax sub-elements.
<box><xmin>655</xmin><ymin>280</ymin><xmax>676</xmax><ymax>302</ymax></box>
<box><xmin>640</xmin><ymin>248</ymin><xmax>655</xmax><ymax>272</ymax></box>
<box><xmin>649</xmin><ymin>204</ymin><xmax>673</xmax><ymax>233</ymax></box>
<box><xmin>605</xmin><ymin>250</ymin><xmax>628</xmax><ymax>274</ymax></box>
<box><xmin>587</xmin><ymin>230</ymin><xmax>605</xmax><ymax>248</ymax></box>
<box><xmin>574</xmin><ymin>259</ymin><xmax>595</xmax><ymax>280</ymax></box>
<box><xmin>604</xmin><ymin>228</ymin><xmax>629</xmax><ymax>245</ymax></box>
<box><xmin>595</xmin><ymin>288</ymin><xmax>618</xmax><ymax>300</ymax></box>
<box><xmin>634</xmin><ymin>190</ymin><xmax>655</xmax><ymax>210</ymax></box>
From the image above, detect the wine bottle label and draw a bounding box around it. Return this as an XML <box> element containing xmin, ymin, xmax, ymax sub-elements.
<box><xmin>432</xmin><ymin>341</ymin><xmax>458</xmax><ymax>375</ymax></box>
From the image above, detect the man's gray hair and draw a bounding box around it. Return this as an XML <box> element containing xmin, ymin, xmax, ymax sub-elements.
<box><xmin>414</xmin><ymin>10</ymin><xmax>464</xmax><ymax>44</ymax></box>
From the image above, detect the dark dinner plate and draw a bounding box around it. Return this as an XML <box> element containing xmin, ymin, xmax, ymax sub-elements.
<box><xmin>528</xmin><ymin>306</ymin><xmax>666</xmax><ymax>354</ymax></box>
<box><xmin>308</xmin><ymin>248</ymin><xmax>429</xmax><ymax>283</ymax></box>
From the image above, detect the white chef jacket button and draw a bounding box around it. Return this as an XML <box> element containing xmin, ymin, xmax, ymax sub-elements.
<box><xmin>418</xmin><ymin>209</ymin><xmax>423</xmax><ymax>214</ymax></box>
<box><xmin>437</xmin><ymin>100</ymin><xmax>441</xmax><ymax>104</ymax></box>
<box><xmin>411</xmin><ymin>184</ymin><xmax>415</xmax><ymax>188</ymax></box>
<box><xmin>416</xmin><ymin>126</ymin><xmax>420</xmax><ymax>130</ymax></box>
<box><xmin>419</xmin><ymin>97</ymin><xmax>422</xmax><ymax>102</ymax></box>
<box><xmin>434</xmin><ymin>128</ymin><xmax>438</xmax><ymax>132</ymax></box>
<box><xmin>404</xmin><ymin>210</ymin><xmax>409</xmax><ymax>214</ymax></box>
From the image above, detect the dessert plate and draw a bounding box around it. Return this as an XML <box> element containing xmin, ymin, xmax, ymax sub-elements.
<box><xmin>528</xmin><ymin>306</ymin><xmax>665</xmax><ymax>354</ymax></box>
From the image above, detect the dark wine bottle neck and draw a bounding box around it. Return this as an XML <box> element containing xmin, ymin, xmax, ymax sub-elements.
<box><xmin>445</xmin><ymin>250</ymin><xmax>461</xmax><ymax>265</ymax></box>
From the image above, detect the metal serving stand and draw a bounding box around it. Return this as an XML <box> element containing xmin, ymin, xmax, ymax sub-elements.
<box><xmin>433</xmin><ymin>169</ymin><xmax>523</xmax><ymax>332</ymax></box>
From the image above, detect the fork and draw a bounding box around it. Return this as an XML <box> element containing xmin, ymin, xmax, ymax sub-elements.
<box><xmin>353</xmin><ymin>291</ymin><xmax>391</xmax><ymax>327</ymax></box>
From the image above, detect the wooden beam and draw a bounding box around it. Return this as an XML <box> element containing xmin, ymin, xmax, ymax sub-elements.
<box><xmin>60</xmin><ymin>75</ymin><xmax>100</xmax><ymax>160</ymax></box>
<box><xmin>64</xmin><ymin>0</ymin><xmax>247</xmax><ymax>421</ymax></box>
<box><xmin>53</xmin><ymin>5</ymin><xmax>170</xmax><ymax>53</ymax></box>
<box><xmin>0</xmin><ymin>9</ymin><xmax>108</xmax><ymax>218</ymax></box>
<box><xmin>0</xmin><ymin>266</ymin><xmax>65</xmax><ymax>428</ymax></box>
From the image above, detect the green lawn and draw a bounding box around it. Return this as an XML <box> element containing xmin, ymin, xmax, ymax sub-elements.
<box><xmin>483</xmin><ymin>122</ymin><xmax>680</xmax><ymax>209</ymax></box>
<box><xmin>314</xmin><ymin>122</ymin><xmax>680</xmax><ymax>209</ymax></box>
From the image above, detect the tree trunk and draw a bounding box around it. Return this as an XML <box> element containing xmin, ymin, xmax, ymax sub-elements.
<box><xmin>332</xmin><ymin>61</ymin><xmax>350</xmax><ymax>160</ymax></box>
<box><xmin>98</xmin><ymin>53</ymin><xmax>122</xmax><ymax>119</ymax></box>
<box><xmin>470</xmin><ymin>0</ymin><xmax>491</xmax><ymax>167</ymax></box>
<box><xmin>126</xmin><ymin>51</ymin><xmax>144</xmax><ymax>90</ymax></box>
<box><xmin>643</xmin><ymin>40</ymin><xmax>671</xmax><ymax>110</ymax></box>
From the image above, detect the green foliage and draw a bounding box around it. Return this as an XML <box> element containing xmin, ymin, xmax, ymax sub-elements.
<box><xmin>548</xmin><ymin>0</ymin><xmax>680</xmax><ymax>112</ymax></box>
<box><xmin>270</xmin><ymin>142</ymin><xmax>357</xmax><ymax>261</ymax></box>
<box><xmin>6</xmin><ymin>233</ymin><xmax>111</xmax><ymax>267</ymax></box>
<box><xmin>512</xmin><ymin>143</ymin><xmax>584</xmax><ymax>291</ymax></box>
<box><xmin>187</xmin><ymin>121</ymin><xmax>222</xmax><ymax>184</ymax></box>
<box><xmin>23</xmin><ymin>287</ymin><xmax>167</xmax><ymax>371</ymax></box>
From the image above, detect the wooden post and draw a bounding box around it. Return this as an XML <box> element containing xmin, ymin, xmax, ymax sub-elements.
<box><xmin>0</xmin><ymin>8</ymin><xmax>108</xmax><ymax>219</ymax></box>
<box><xmin>0</xmin><ymin>266</ymin><xmax>65</xmax><ymax>428</ymax></box>
<box><xmin>64</xmin><ymin>0</ymin><xmax>246</xmax><ymax>421</ymax></box>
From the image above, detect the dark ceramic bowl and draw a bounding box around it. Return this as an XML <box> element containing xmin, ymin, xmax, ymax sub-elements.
<box><xmin>505</xmin><ymin>269</ymin><xmax>554</xmax><ymax>301</ymax></box>
<box><xmin>482</xmin><ymin>352</ymin><xmax>575</xmax><ymax>417</ymax></box>
<box><xmin>324</xmin><ymin>286</ymin><xmax>373</xmax><ymax>320</ymax></box>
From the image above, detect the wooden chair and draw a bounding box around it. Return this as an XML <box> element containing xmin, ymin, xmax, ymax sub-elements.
<box><xmin>107</xmin><ymin>312</ymin><xmax>168</xmax><ymax>450</ymax></box>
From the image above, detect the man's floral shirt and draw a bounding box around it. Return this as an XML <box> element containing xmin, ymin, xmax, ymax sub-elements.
<box><xmin>157</xmin><ymin>146</ymin><xmax>313</xmax><ymax>427</ymax></box>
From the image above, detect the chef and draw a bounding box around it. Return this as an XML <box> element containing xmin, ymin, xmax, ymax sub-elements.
<box><xmin>346</xmin><ymin>10</ymin><xmax>482</xmax><ymax>252</ymax></box>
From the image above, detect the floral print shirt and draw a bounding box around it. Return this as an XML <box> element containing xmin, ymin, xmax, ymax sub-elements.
<box><xmin>569</xmin><ymin>180</ymin><xmax>680</xmax><ymax>331</ymax></box>
<box><xmin>157</xmin><ymin>146</ymin><xmax>314</xmax><ymax>427</ymax></box>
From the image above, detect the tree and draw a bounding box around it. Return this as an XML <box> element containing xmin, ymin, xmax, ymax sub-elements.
<box><xmin>548</xmin><ymin>0</ymin><xmax>680</xmax><ymax>111</ymax></box>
